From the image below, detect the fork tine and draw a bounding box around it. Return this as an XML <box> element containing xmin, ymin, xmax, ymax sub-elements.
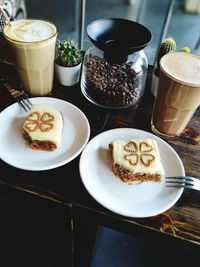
<box><xmin>165</xmin><ymin>176</ymin><xmax>194</xmax><ymax>186</ymax></box>
<box><xmin>166</xmin><ymin>184</ymin><xmax>194</xmax><ymax>189</ymax></box>
<box><xmin>165</xmin><ymin>176</ymin><xmax>200</xmax><ymax>191</ymax></box>
<box><xmin>166</xmin><ymin>176</ymin><xmax>193</xmax><ymax>181</ymax></box>
<box><xmin>22</xmin><ymin>98</ymin><xmax>32</xmax><ymax>110</ymax></box>
<box><xmin>25</xmin><ymin>97</ymin><xmax>33</xmax><ymax>108</ymax></box>
<box><xmin>20</xmin><ymin>88</ymin><xmax>32</xmax><ymax>110</ymax></box>
<box><xmin>18</xmin><ymin>100</ymin><xmax>28</xmax><ymax>112</ymax></box>
<box><xmin>166</xmin><ymin>184</ymin><xmax>184</xmax><ymax>188</ymax></box>
<box><xmin>165</xmin><ymin>180</ymin><xmax>194</xmax><ymax>186</ymax></box>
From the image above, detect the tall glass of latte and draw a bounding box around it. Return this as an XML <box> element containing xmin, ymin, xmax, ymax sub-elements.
<box><xmin>151</xmin><ymin>52</ymin><xmax>200</xmax><ymax>138</ymax></box>
<box><xmin>3</xmin><ymin>19</ymin><xmax>57</xmax><ymax>96</ymax></box>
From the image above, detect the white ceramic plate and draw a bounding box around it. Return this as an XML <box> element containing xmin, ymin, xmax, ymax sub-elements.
<box><xmin>79</xmin><ymin>128</ymin><xmax>185</xmax><ymax>218</ymax></box>
<box><xmin>0</xmin><ymin>97</ymin><xmax>90</xmax><ymax>171</ymax></box>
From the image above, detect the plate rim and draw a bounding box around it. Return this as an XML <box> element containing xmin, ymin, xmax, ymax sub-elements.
<box><xmin>79</xmin><ymin>127</ymin><xmax>185</xmax><ymax>218</ymax></box>
<box><xmin>0</xmin><ymin>97</ymin><xmax>90</xmax><ymax>171</ymax></box>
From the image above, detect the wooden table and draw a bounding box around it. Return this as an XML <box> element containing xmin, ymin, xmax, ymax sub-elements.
<box><xmin>0</xmin><ymin>61</ymin><xmax>199</xmax><ymax>266</ymax></box>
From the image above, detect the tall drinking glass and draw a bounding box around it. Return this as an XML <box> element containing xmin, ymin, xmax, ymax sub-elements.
<box><xmin>151</xmin><ymin>52</ymin><xmax>200</xmax><ymax>138</ymax></box>
<box><xmin>3</xmin><ymin>19</ymin><xmax>57</xmax><ymax>96</ymax></box>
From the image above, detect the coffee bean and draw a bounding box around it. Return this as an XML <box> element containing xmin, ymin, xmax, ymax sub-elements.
<box><xmin>83</xmin><ymin>55</ymin><xmax>146</xmax><ymax>107</ymax></box>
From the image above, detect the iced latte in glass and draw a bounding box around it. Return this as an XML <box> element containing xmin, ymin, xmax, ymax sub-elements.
<box><xmin>3</xmin><ymin>19</ymin><xmax>57</xmax><ymax>96</ymax></box>
<box><xmin>151</xmin><ymin>52</ymin><xmax>200</xmax><ymax>137</ymax></box>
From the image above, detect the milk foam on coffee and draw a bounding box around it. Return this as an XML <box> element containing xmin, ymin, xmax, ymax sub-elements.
<box><xmin>4</xmin><ymin>19</ymin><xmax>56</xmax><ymax>42</ymax></box>
<box><xmin>161</xmin><ymin>52</ymin><xmax>200</xmax><ymax>87</ymax></box>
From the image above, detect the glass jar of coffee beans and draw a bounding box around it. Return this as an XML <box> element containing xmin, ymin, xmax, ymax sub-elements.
<box><xmin>81</xmin><ymin>18</ymin><xmax>151</xmax><ymax>109</ymax></box>
<box><xmin>81</xmin><ymin>46</ymin><xmax>148</xmax><ymax>109</ymax></box>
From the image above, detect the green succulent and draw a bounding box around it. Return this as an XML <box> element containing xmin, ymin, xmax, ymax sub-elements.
<box><xmin>55</xmin><ymin>40</ymin><xmax>82</xmax><ymax>67</ymax></box>
<box><xmin>181</xmin><ymin>46</ymin><xmax>191</xmax><ymax>53</ymax></box>
<box><xmin>155</xmin><ymin>37</ymin><xmax>176</xmax><ymax>76</ymax></box>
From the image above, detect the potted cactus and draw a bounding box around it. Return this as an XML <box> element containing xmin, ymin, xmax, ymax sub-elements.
<box><xmin>55</xmin><ymin>40</ymin><xmax>82</xmax><ymax>86</ymax></box>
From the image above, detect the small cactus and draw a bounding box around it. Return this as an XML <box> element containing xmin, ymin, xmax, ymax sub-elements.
<box><xmin>155</xmin><ymin>37</ymin><xmax>176</xmax><ymax>76</ymax></box>
<box><xmin>55</xmin><ymin>40</ymin><xmax>82</xmax><ymax>67</ymax></box>
<box><xmin>181</xmin><ymin>46</ymin><xmax>191</xmax><ymax>53</ymax></box>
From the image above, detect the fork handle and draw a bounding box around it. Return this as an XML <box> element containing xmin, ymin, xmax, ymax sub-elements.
<box><xmin>0</xmin><ymin>78</ymin><xmax>25</xmax><ymax>100</ymax></box>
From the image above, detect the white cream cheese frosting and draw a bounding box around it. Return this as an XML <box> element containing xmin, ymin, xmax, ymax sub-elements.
<box><xmin>111</xmin><ymin>139</ymin><xmax>164</xmax><ymax>177</ymax></box>
<box><xmin>23</xmin><ymin>104</ymin><xmax>63</xmax><ymax>148</ymax></box>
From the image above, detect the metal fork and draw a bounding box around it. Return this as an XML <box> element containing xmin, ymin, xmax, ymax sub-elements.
<box><xmin>165</xmin><ymin>176</ymin><xmax>200</xmax><ymax>191</ymax></box>
<box><xmin>0</xmin><ymin>78</ymin><xmax>32</xmax><ymax>111</ymax></box>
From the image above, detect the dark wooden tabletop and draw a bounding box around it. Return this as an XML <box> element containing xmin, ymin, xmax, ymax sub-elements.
<box><xmin>0</xmin><ymin>60</ymin><xmax>200</xmax><ymax>253</ymax></box>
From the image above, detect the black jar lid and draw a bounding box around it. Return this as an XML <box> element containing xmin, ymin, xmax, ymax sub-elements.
<box><xmin>87</xmin><ymin>18</ymin><xmax>152</xmax><ymax>56</ymax></box>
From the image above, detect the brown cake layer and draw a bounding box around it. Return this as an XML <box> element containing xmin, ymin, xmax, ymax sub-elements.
<box><xmin>23</xmin><ymin>132</ymin><xmax>57</xmax><ymax>151</ymax></box>
<box><xmin>112</xmin><ymin>163</ymin><xmax>161</xmax><ymax>183</ymax></box>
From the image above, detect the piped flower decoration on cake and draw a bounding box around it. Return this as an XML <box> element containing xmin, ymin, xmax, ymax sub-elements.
<box><xmin>24</xmin><ymin>111</ymin><xmax>55</xmax><ymax>132</ymax></box>
<box><xmin>124</xmin><ymin>141</ymin><xmax>155</xmax><ymax>167</ymax></box>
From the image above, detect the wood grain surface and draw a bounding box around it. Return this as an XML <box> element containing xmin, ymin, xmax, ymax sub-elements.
<box><xmin>0</xmin><ymin>61</ymin><xmax>199</xmax><ymax>253</ymax></box>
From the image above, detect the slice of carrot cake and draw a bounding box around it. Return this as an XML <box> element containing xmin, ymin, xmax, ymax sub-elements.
<box><xmin>109</xmin><ymin>139</ymin><xmax>164</xmax><ymax>183</ymax></box>
<box><xmin>23</xmin><ymin>104</ymin><xmax>63</xmax><ymax>151</ymax></box>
